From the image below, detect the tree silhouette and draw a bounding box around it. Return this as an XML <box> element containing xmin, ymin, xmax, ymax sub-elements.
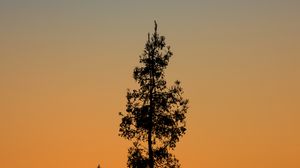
<box><xmin>119</xmin><ymin>21</ymin><xmax>188</xmax><ymax>168</ymax></box>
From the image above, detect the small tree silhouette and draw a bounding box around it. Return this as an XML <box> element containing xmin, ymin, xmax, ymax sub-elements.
<box><xmin>119</xmin><ymin>21</ymin><xmax>188</xmax><ymax>168</ymax></box>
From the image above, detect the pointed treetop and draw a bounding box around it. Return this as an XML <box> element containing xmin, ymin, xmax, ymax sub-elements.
<box><xmin>154</xmin><ymin>20</ymin><xmax>157</xmax><ymax>32</ymax></box>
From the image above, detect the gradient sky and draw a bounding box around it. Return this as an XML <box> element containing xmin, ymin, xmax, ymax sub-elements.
<box><xmin>1</xmin><ymin>1</ymin><xmax>300</xmax><ymax>168</ymax></box>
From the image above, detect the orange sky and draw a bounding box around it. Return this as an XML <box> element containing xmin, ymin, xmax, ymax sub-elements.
<box><xmin>1</xmin><ymin>1</ymin><xmax>300</xmax><ymax>168</ymax></box>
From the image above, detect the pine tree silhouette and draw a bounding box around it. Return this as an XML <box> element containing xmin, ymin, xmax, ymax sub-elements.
<box><xmin>119</xmin><ymin>21</ymin><xmax>188</xmax><ymax>168</ymax></box>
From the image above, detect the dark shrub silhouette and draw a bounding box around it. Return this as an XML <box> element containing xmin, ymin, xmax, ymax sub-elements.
<box><xmin>119</xmin><ymin>21</ymin><xmax>188</xmax><ymax>168</ymax></box>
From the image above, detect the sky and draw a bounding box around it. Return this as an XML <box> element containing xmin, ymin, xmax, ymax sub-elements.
<box><xmin>1</xmin><ymin>0</ymin><xmax>300</xmax><ymax>168</ymax></box>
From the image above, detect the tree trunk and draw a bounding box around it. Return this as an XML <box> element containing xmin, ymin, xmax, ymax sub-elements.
<box><xmin>148</xmin><ymin>41</ymin><xmax>155</xmax><ymax>168</ymax></box>
<box><xmin>148</xmin><ymin>67</ymin><xmax>154</xmax><ymax>168</ymax></box>
<box><xmin>148</xmin><ymin>120</ymin><xmax>154</xmax><ymax>168</ymax></box>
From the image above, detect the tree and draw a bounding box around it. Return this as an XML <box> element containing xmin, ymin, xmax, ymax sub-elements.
<box><xmin>119</xmin><ymin>21</ymin><xmax>188</xmax><ymax>168</ymax></box>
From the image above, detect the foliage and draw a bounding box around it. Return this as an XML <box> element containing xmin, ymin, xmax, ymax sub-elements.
<box><xmin>119</xmin><ymin>21</ymin><xmax>188</xmax><ymax>168</ymax></box>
